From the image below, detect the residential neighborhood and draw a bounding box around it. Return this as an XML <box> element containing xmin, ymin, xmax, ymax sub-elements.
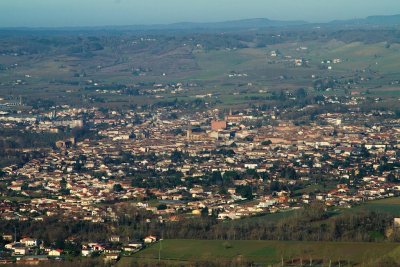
<box><xmin>0</xmin><ymin>92</ymin><xmax>399</xmax><ymax>263</ymax></box>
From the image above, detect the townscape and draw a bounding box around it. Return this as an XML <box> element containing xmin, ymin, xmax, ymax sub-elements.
<box><xmin>0</xmin><ymin>89</ymin><xmax>399</xmax><ymax>264</ymax></box>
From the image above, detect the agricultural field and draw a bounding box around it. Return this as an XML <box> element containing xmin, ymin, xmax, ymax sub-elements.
<box><xmin>118</xmin><ymin>239</ymin><xmax>400</xmax><ymax>266</ymax></box>
<box><xmin>1</xmin><ymin>30</ymin><xmax>400</xmax><ymax>110</ymax></box>
<box><xmin>347</xmin><ymin>197</ymin><xmax>400</xmax><ymax>216</ymax></box>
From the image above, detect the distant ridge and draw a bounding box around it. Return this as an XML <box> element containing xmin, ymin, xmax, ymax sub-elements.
<box><xmin>160</xmin><ymin>18</ymin><xmax>309</xmax><ymax>29</ymax></box>
<box><xmin>0</xmin><ymin>18</ymin><xmax>308</xmax><ymax>32</ymax></box>
<box><xmin>76</xmin><ymin>18</ymin><xmax>309</xmax><ymax>31</ymax></box>
<box><xmin>1</xmin><ymin>14</ymin><xmax>400</xmax><ymax>32</ymax></box>
<box><xmin>329</xmin><ymin>14</ymin><xmax>400</xmax><ymax>26</ymax></box>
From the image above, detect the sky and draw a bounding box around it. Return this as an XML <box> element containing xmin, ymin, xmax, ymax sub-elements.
<box><xmin>0</xmin><ymin>0</ymin><xmax>400</xmax><ymax>28</ymax></box>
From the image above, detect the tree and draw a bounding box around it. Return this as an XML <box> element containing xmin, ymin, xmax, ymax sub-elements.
<box><xmin>280</xmin><ymin>167</ymin><xmax>297</xmax><ymax>180</ymax></box>
<box><xmin>235</xmin><ymin>185</ymin><xmax>253</xmax><ymax>200</ymax></box>
<box><xmin>387</xmin><ymin>172</ymin><xmax>398</xmax><ymax>183</ymax></box>
<box><xmin>270</xmin><ymin>181</ymin><xmax>282</xmax><ymax>192</ymax></box>
<box><xmin>201</xmin><ymin>207</ymin><xmax>209</xmax><ymax>217</ymax></box>
<box><xmin>295</xmin><ymin>88</ymin><xmax>307</xmax><ymax>99</ymax></box>
<box><xmin>244</xmin><ymin>136</ymin><xmax>254</xmax><ymax>142</ymax></box>
<box><xmin>219</xmin><ymin>187</ymin><xmax>228</xmax><ymax>195</ymax></box>
<box><xmin>261</xmin><ymin>140</ymin><xmax>272</xmax><ymax>146</ymax></box>
<box><xmin>60</xmin><ymin>178</ymin><xmax>67</xmax><ymax>189</ymax></box>
<box><xmin>210</xmin><ymin>171</ymin><xmax>223</xmax><ymax>185</ymax></box>
<box><xmin>157</xmin><ymin>204</ymin><xmax>167</xmax><ymax>210</ymax></box>
<box><xmin>113</xmin><ymin>184</ymin><xmax>124</xmax><ymax>192</ymax></box>
<box><xmin>73</xmin><ymin>161</ymin><xmax>83</xmax><ymax>172</ymax></box>
<box><xmin>171</xmin><ymin>150</ymin><xmax>183</xmax><ymax>163</ymax></box>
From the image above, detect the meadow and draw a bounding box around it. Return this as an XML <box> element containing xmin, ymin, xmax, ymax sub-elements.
<box><xmin>119</xmin><ymin>239</ymin><xmax>400</xmax><ymax>266</ymax></box>
<box><xmin>117</xmin><ymin>197</ymin><xmax>400</xmax><ymax>266</ymax></box>
<box><xmin>348</xmin><ymin>197</ymin><xmax>400</xmax><ymax>216</ymax></box>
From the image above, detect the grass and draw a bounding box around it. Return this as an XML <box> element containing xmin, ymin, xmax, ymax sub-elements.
<box><xmin>117</xmin><ymin>197</ymin><xmax>400</xmax><ymax>266</ymax></box>
<box><xmin>233</xmin><ymin>209</ymin><xmax>296</xmax><ymax>224</ymax></box>
<box><xmin>118</xmin><ymin>239</ymin><xmax>400</xmax><ymax>266</ymax></box>
<box><xmin>349</xmin><ymin>197</ymin><xmax>400</xmax><ymax>216</ymax></box>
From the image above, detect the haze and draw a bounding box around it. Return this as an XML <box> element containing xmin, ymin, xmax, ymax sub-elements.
<box><xmin>1</xmin><ymin>0</ymin><xmax>400</xmax><ymax>28</ymax></box>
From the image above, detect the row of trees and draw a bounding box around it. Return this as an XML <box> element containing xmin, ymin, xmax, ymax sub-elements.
<box><xmin>1</xmin><ymin>203</ymin><xmax>396</xmax><ymax>246</ymax></box>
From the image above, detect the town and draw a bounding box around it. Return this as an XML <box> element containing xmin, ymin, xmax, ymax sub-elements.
<box><xmin>0</xmin><ymin>89</ymin><xmax>399</xmax><ymax>264</ymax></box>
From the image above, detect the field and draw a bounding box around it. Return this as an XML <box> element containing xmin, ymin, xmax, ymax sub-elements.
<box><xmin>116</xmin><ymin>198</ymin><xmax>400</xmax><ymax>266</ymax></box>
<box><xmin>1</xmin><ymin>32</ymin><xmax>400</xmax><ymax>109</ymax></box>
<box><xmin>118</xmin><ymin>239</ymin><xmax>400</xmax><ymax>266</ymax></box>
<box><xmin>348</xmin><ymin>197</ymin><xmax>400</xmax><ymax>216</ymax></box>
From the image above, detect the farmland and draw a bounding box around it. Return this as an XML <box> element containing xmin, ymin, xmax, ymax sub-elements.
<box><xmin>1</xmin><ymin>29</ymin><xmax>400</xmax><ymax>110</ymax></box>
<box><xmin>118</xmin><ymin>239</ymin><xmax>400</xmax><ymax>266</ymax></box>
<box><xmin>347</xmin><ymin>197</ymin><xmax>400</xmax><ymax>216</ymax></box>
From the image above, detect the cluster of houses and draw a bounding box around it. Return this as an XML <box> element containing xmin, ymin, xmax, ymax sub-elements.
<box><xmin>0</xmin><ymin>102</ymin><xmax>398</xmax><ymax>227</ymax></box>
<box><xmin>0</xmin><ymin>234</ymin><xmax>157</xmax><ymax>264</ymax></box>
<box><xmin>1</xmin><ymin>236</ymin><xmax>63</xmax><ymax>264</ymax></box>
<box><xmin>0</xmin><ymin>93</ymin><xmax>398</xmax><ymax>229</ymax></box>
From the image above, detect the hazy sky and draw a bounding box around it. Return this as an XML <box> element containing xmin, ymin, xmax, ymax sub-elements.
<box><xmin>1</xmin><ymin>0</ymin><xmax>400</xmax><ymax>27</ymax></box>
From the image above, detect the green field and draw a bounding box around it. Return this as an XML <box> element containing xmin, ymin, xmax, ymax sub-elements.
<box><xmin>349</xmin><ymin>197</ymin><xmax>400</xmax><ymax>216</ymax></box>
<box><xmin>118</xmin><ymin>239</ymin><xmax>400</xmax><ymax>266</ymax></box>
<box><xmin>117</xmin><ymin>198</ymin><xmax>400</xmax><ymax>266</ymax></box>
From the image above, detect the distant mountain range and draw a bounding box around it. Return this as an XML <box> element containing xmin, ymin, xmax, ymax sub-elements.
<box><xmin>86</xmin><ymin>15</ymin><xmax>400</xmax><ymax>31</ymax></box>
<box><xmin>139</xmin><ymin>18</ymin><xmax>309</xmax><ymax>30</ymax></box>
<box><xmin>2</xmin><ymin>14</ymin><xmax>400</xmax><ymax>32</ymax></box>
<box><xmin>150</xmin><ymin>15</ymin><xmax>400</xmax><ymax>30</ymax></box>
<box><xmin>330</xmin><ymin>14</ymin><xmax>400</xmax><ymax>26</ymax></box>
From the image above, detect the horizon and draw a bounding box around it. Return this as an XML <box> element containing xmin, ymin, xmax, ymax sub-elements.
<box><xmin>1</xmin><ymin>14</ymin><xmax>400</xmax><ymax>30</ymax></box>
<box><xmin>1</xmin><ymin>0</ymin><xmax>400</xmax><ymax>28</ymax></box>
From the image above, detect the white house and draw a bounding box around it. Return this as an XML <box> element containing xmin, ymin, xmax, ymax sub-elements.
<box><xmin>48</xmin><ymin>249</ymin><xmax>63</xmax><ymax>257</ymax></box>
<box><xmin>82</xmin><ymin>249</ymin><xmax>92</xmax><ymax>257</ymax></box>
<box><xmin>13</xmin><ymin>247</ymin><xmax>28</xmax><ymax>256</ymax></box>
<box><xmin>20</xmin><ymin>237</ymin><xmax>37</xmax><ymax>247</ymax></box>
<box><xmin>143</xmin><ymin>236</ymin><xmax>157</xmax><ymax>244</ymax></box>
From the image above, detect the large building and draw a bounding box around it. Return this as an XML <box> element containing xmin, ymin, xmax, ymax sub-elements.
<box><xmin>211</xmin><ymin>120</ymin><xmax>227</xmax><ymax>131</ymax></box>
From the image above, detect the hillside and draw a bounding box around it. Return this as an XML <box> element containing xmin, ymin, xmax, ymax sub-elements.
<box><xmin>119</xmin><ymin>239</ymin><xmax>400</xmax><ymax>266</ymax></box>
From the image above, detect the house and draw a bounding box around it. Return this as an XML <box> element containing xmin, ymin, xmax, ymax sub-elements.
<box><xmin>143</xmin><ymin>236</ymin><xmax>157</xmax><ymax>244</ymax></box>
<box><xmin>7</xmin><ymin>185</ymin><xmax>21</xmax><ymax>191</ymax></box>
<box><xmin>48</xmin><ymin>249</ymin><xmax>63</xmax><ymax>257</ymax></box>
<box><xmin>109</xmin><ymin>235</ymin><xmax>120</xmax><ymax>243</ymax></box>
<box><xmin>82</xmin><ymin>249</ymin><xmax>92</xmax><ymax>257</ymax></box>
<box><xmin>394</xmin><ymin>218</ymin><xmax>400</xmax><ymax>228</ymax></box>
<box><xmin>123</xmin><ymin>242</ymin><xmax>143</xmax><ymax>252</ymax></box>
<box><xmin>2</xmin><ymin>234</ymin><xmax>13</xmax><ymax>241</ymax></box>
<box><xmin>18</xmin><ymin>256</ymin><xmax>49</xmax><ymax>264</ymax></box>
<box><xmin>104</xmin><ymin>253</ymin><xmax>119</xmax><ymax>262</ymax></box>
<box><xmin>20</xmin><ymin>237</ymin><xmax>38</xmax><ymax>247</ymax></box>
<box><xmin>91</xmin><ymin>243</ymin><xmax>106</xmax><ymax>251</ymax></box>
<box><xmin>127</xmin><ymin>242</ymin><xmax>143</xmax><ymax>249</ymax></box>
<box><xmin>5</xmin><ymin>243</ymin><xmax>16</xmax><ymax>250</ymax></box>
<box><xmin>104</xmin><ymin>247</ymin><xmax>121</xmax><ymax>254</ymax></box>
<box><xmin>13</xmin><ymin>246</ymin><xmax>28</xmax><ymax>256</ymax></box>
<box><xmin>0</xmin><ymin>259</ymin><xmax>13</xmax><ymax>264</ymax></box>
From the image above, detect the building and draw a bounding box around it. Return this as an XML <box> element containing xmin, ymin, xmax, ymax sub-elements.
<box><xmin>211</xmin><ymin>120</ymin><xmax>227</xmax><ymax>131</ymax></box>
<box><xmin>394</xmin><ymin>218</ymin><xmax>400</xmax><ymax>227</ymax></box>
<box><xmin>144</xmin><ymin>236</ymin><xmax>157</xmax><ymax>244</ymax></box>
<box><xmin>20</xmin><ymin>237</ymin><xmax>38</xmax><ymax>247</ymax></box>
<box><xmin>48</xmin><ymin>249</ymin><xmax>63</xmax><ymax>257</ymax></box>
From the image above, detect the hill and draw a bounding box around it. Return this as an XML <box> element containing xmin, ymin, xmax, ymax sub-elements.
<box><xmin>330</xmin><ymin>14</ymin><xmax>400</xmax><ymax>27</ymax></box>
<box><xmin>4</xmin><ymin>14</ymin><xmax>400</xmax><ymax>33</ymax></box>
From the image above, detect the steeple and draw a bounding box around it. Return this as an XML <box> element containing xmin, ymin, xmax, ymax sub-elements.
<box><xmin>186</xmin><ymin>127</ymin><xmax>192</xmax><ymax>140</ymax></box>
